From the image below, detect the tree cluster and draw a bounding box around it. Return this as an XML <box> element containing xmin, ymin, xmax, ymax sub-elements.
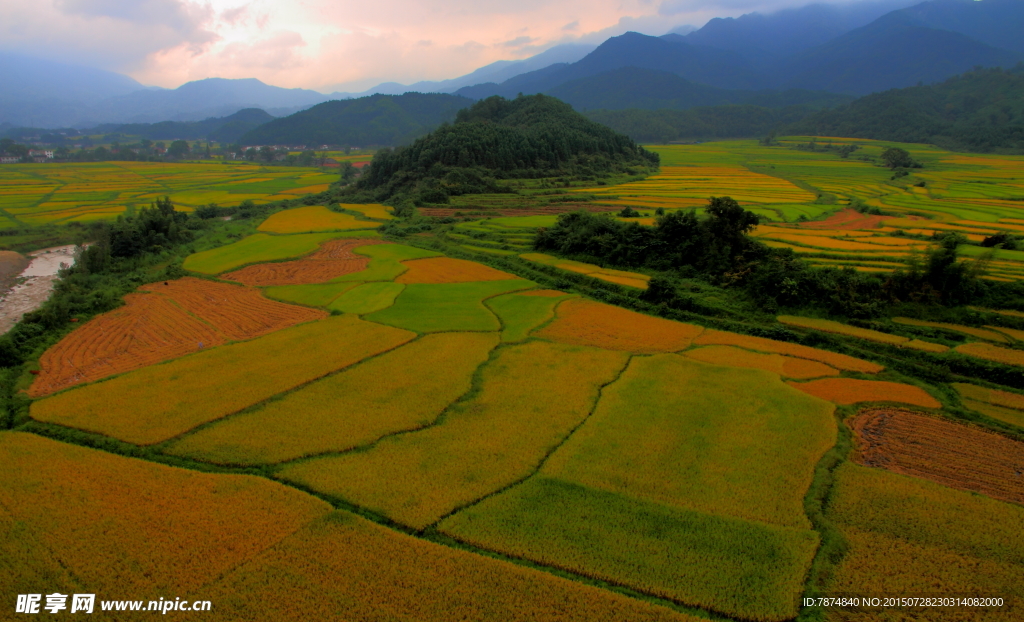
<box><xmin>352</xmin><ymin>94</ymin><xmax>659</xmax><ymax>205</ymax></box>
<box><xmin>535</xmin><ymin>200</ymin><xmax>991</xmax><ymax>317</ymax></box>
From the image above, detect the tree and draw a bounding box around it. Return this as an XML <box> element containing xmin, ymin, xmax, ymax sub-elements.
<box><xmin>880</xmin><ymin>147</ymin><xmax>916</xmax><ymax>169</ymax></box>
<box><xmin>339</xmin><ymin>162</ymin><xmax>357</xmax><ymax>184</ymax></box>
<box><xmin>259</xmin><ymin>146</ymin><xmax>276</xmax><ymax>163</ymax></box>
<box><xmin>168</xmin><ymin>140</ymin><xmax>190</xmax><ymax>159</ymax></box>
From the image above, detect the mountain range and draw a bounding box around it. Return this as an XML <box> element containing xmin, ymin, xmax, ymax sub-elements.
<box><xmin>1</xmin><ymin>0</ymin><xmax>1022</xmax><ymax>133</ymax></box>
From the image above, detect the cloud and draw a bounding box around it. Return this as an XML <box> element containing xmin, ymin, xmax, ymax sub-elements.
<box><xmin>503</xmin><ymin>36</ymin><xmax>538</xmax><ymax>48</ymax></box>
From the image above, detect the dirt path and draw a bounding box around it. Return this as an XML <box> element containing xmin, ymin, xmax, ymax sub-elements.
<box><xmin>0</xmin><ymin>245</ymin><xmax>78</xmax><ymax>335</ymax></box>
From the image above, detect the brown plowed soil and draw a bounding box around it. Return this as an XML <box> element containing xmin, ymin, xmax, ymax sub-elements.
<box><xmin>395</xmin><ymin>257</ymin><xmax>520</xmax><ymax>284</ymax></box>
<box><xmin>797</xmin><ymin>208</ymin><xmax>886</xmax><ymax>230</ymax></box>
<box><xmin>849</xmin><ymin>408</ymin><xmax>1024</xmax><ymax>505</ymax></box>
<box><xmin>29</xmin><ymin>277</ymin><xmax>326</xmax><ymax>397</ymax></box>
<box><xmin>222</xmin><ymin>238</ymin><xmax>388</xmax><ymax>286</ymax></box>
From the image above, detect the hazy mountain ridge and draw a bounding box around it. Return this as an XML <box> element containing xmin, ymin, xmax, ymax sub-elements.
<box><xmin>237</xmin><ymin>93</ymin><xmax>473</xmax><ymax>147</ymax></box>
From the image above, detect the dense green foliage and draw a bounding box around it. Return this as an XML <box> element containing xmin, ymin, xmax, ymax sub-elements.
<box><xmin>547</xmin><ymin>67</ymin><xmax>852</xmax><ymax>112</ymax></box>
<box><xmin>239</xmin><ymin>93</ymin><xmax>472</xmax><ymax>147</ymax></box>
<box><xmin>788</xmin><ymin>65</ymin><xmax>1024</xmax><ymax>153</ymax></box>
<box><xmin>92</xmin><ymin>109</ymin><xmax>274</xmax><ymax>144</ymax></box>
<box><xmin>585</xmin><ymin>105</ymin><xmax>816</xmax><ymax>143</ymax></box>
<box><xmin>535</xmin><ymin>201</ymin><xmax>1000</xmax><ymax>317</ymax></box>
<box><xmin>352</xmin><ymin>94</ymin><xmax>659</xmax><ymax>205</ymax></box>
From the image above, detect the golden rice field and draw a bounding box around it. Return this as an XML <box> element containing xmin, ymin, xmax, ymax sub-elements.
<box><xmin>823</xmin><ymin>463</ymin><xmax>1024</xmax><ymax>619</ymax></box>
<box><xmin>777</xmin><ymin>315</ymin><xmax>950</xmax><ymax>352</ymax></box>
<box><xmin>278</xmin><ymin>341</ymin><xmax>629</xmax><ymax>530</ymax></box>
<box><xmin>257</xmin><ymin>205</ymin><xmax>380</xmax><ymax>234</ymax></box>
<box><xmin>0</xmin><ymin>432</ymin><xmax>332</xmax><ymax>596</ymax></box>
<box><xmin>787</xmin><ymin>378</ymin><xmax>941</xmax><ymax>408</ymax></box>
<box><xmin>536</xmin><ymin>298</ymin><xmax>702</xmax><ymax>352</ymax></box>
<box><xmin>570</xmin><ymin>140</ymin><xmax>1024</xmax><ymax>281</ymax></box>
<box><xmin>30</xmin><ymin>315</ymin><xmax>415</xmax><ymax>444</ymax></box>
<box><xmin>29</xmin><ymin>277</ymin><xmax>325</xmax><ymax>396</ymax></box>
<box><xmin>10</xmin><ymin>176</ymin><xmax>1024</xmax><ymax>620</ymax></box>
<box><xmin>693</xmin><ymin>329</ymin><xmax>885</xmax><ymax>373</ymax></box>
<box><xmin>0</xmin><ymin>162</ymin><xmax>337</xmax><ymax>226</ymax></box>
<box><xmin>167</xmin><ymin>332</ymin><xmax>497</xmax><ymax>465</ymax></box>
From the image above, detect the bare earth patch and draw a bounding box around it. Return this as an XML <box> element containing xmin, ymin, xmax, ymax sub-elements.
<box><xmin>223</xmin><ymin>238</ymin><xmax>388</xmax><ymax>286</ymax></box>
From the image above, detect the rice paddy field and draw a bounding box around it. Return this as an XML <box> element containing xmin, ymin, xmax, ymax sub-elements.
<box><xmin>6</xmin><ymin>140</ymin><xmax>1024</xmax><ymax>620</ymax></box>
<box><xmin>0</xmin><ymin>162</ymin><xmax>337</xmax><ymax>226</ymax></box>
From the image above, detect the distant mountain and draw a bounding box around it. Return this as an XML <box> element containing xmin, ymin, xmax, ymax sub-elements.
<box><xmin>344</xmin><ymin>44</ymin><xmax>597</xmax><ymax>97</ymax></box>
<box><xmin>0</xmin><ymin>53</ymin><xmax>149</xmax><ymax>127</ymax></box>
<box><xmin>680</xmin><ymin>0</ymin><xmax>920</xmax><ymax>61</ymax></box>
<box><xmin>238</xmin><ymin>93</ymin><xmax>473</xmax><ymax>147</ymax></box>
<box><xmin>896</xmin><ymin>0</ymin><xmax>1024</xmax><ymax>55</ymax></box>
<box><xmin>546</xmin><ymin>67</ymin><xmax>853</xmax><ymax>111</ymax></box>
<box><xmin>92</xmin><ymin>109</ymin><xmax>275</xmax><ymax>144</ymax></box>
<box><xmin>787</xmin><ymin>65</ymin><xmax>1024</xmax><ymax>153</ymax></box>
<box><xmin>455</xmin><ymin>32</ymin><xmax>764</xmax><ymax>100</ymax></box>
<box><xmin>781</xmin><ymin>11</ymin><xmax>1022</xmax><ymax>95</ymax></box>
<box><xmin>97</xmin><ymin>78</ymin><xmax>329</xmax><ymax>124</ymax></box>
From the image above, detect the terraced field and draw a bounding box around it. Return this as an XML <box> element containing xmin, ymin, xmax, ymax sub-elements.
<box><xmin>0</xmin><ymin>162</ymin><xmax>336</xmax><ymax>226</ymax></box>
<box><xmin>8</xmin><ymin>149</ymin><xmax>1024</xmax><ymax>620</ymax></box>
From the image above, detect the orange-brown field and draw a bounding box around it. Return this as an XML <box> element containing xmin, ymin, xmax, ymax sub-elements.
<box><xmin>535</xmin><ymin>298</ymin><xmax>703</xmax><ymax>353</ymax></box>
<box><xmin>849</xmin><ymin>408</ymin><xmax>1024</xmax><ymax>506</ymax></box>
<box><xmin>956</xmin><ymin>342</ymin><xmax>1024</xmax><ymax>367</ymax></box>
<box><xmin>796</xmin><ymin>208</ymin><xmax>886</xmax><ymax>230</ymax></box>
<box><xmin>693</xmin><ymin>329</ymin><xmax>884</xmax><ymax>373</ymax></box>
<box><xmin>222</xmin><ymin>238</ymin><xmax>388</xmax><ymax>286</ymax></box>
<box><xmin>395</xmin><ymin>257</ymin><xmax>521</xmax><ymax>284</ymax></box>
<box><xmin>682</xmin><ymin>345</ymin><xmax>839</xmax><ymax>379</ymax></box>
<box><xmin>787</xmin><ymin>378</ymin><xmax>941</xmax><ymax>408</ymax></box>
<box><xmin>30</xmin><ymin>277</ymin><xmax>325</xmax><ymax>396</ymax></box>
<box><xmin>519</xmin><ymin>289</ymin><xmax>569</xmax><ymax>297</ymax></box>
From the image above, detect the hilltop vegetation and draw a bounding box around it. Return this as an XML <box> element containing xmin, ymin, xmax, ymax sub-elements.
<box><xmin>789</xmin><ymin>65</ymin><xmax>1024</xmax><ymax>153</ymax></box>
<box><xmin>348</xmin><ymin>94</ymin><xmax>659</xmax><ymax>206</ymax></box>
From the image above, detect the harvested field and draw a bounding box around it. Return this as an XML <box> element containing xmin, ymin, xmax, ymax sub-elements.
<box><xmin>30</xmin><ymin>277</ymin><xmax>325</xmax><ymax>396</ymax></box>
<box><xmin>278</xmin><ymin>341</ymin><xmax>628</xmax><ymax>530</ymax></box>
<box><xmin>167</xmin><ymin>333</ymin><xmax>497</xmax><ymax>465</ymax></box>
<box><xmin>31</xmin><ymin>316</ymin><xmax>415</xmax><ymax>445</ymax></box>
<box><xmin>787</xmin><ymin>378</ymin><xmax>940</xmax><ymax>408</ymax></box>
<box><xmin>395</xmin><ymin>257</ymin><xmax>520</xmax><ymax>284</ymax></box>
<box><xmin>486</xmin><ymin>290</ymin><xmax>573</xmax><ymax>343</ymax></box>
<box><xmin>257</xmin><ymin>205</ymin><xmax>378</xmax><ymax>233</ymax></box>
<box><xmin>222</xmin><ymin>239</ymin><xmax>387</xmax><ymax>286</ymax></box>
<box><xmin>893</xmin><ymin>317</ymin><xmax>1010</xmax><ymax>343</ymax></box>
<box><xmin>957</xmin><ymin>342</ymin><xmax>1024</xmax><ymax>367</ymax></box>
<box><xmin>694</xmin><ymin>329</ymin><xmax>883</xmax><ymax>373</ymax></box>
<box><xmin>535</xmin><ymin>298</ymin><xmax>702</xmax><ymax>353</ymax></box>
<box><xmin>543</xmin><ymin>354</ymin><xmax>836</xmax><ymax>528</ymax></box>
<box><xmin>366</xmin><ymin>280</ymin><xmax>534</xmax><ymax>333</ymax></box>
<box><xmin>778</xmin><ymin>315</ymin><xmax>907</xmax><ymax>345</ymax></box>
<box><xmin>440</xmin><ymin>478</ymin><xmax>819</xmax><ymax>622</ymax></box>
<box><xmin>184</xmin><ymin>232</ymin><xmax>361</xmax><ymax>275</ymax></box>
<box><xmin>0</xmin><ymin>432</ymin><xmax>330</xmax><ymax>596</ymax></box>
<box><xmin>202</xmin><ymin>510</ymin><xmax>700</xmax><ymax>622</ymax></box>
<box><xmin>683</xmin><ymin>345</ymin><xmax>839</xmax><ymax>380</ymax></box>
<box><xmin>849</xmin><ymin>408</ymin><xmax>1024</xmax><ymax>505</ymax></box>
<box><xmin>795</xmin><ymin>208</ymin><xmax>885</xmax><ymax>230</ymax></box>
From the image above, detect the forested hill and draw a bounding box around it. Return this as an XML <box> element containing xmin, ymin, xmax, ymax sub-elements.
<box><xmin>351</xmin><ymin>94</ymin><xmax>658</xmax><ymax>205</ymax></box>
<box><xmin>787</xmin><ymin>66</ymin><xmax>1024</xmax><ymax>152</ymax></box>
<box><xmin>238</xmin><ymin>93</ymin><xmax>472</xmax><ymax>147</ymax></box>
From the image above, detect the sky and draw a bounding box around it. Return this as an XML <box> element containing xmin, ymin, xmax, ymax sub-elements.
<box><xmin>1</xmin><ymin>0</ymin><xmax>895</xmax><ymax>92</ymax></box>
